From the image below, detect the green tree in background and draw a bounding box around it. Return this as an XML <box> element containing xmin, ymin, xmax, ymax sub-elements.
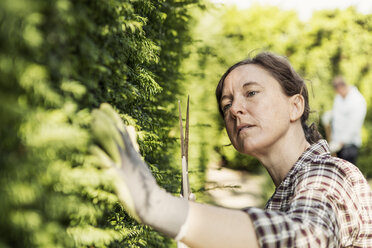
<box><xmin>0</xmin><ymin>0</ymin><xmax>203</xmax><ymax>247</ymax></box>
<box><xmin>182</xmin><ymin>5</ymin><xmax>304</xmax><ymax>178</ymax></box>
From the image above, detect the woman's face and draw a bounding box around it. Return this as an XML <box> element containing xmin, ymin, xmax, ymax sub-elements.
<box><xmin>221</xmin><ymin>64</ymin><xmax>292</xmax><ymax>156</ymax></box>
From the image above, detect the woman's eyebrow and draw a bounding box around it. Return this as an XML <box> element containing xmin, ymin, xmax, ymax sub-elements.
<box><xmin>221</xmin><ymin>82</ymin><xmax>260</xmax><ymax>102</ymax></box>
<box><xmin>242</xmin><ymin>81</ymin><xmax>259</xmax><ymax>88</ymax></box>
<box><xmin>221</xmin><ymin>94</ymin><xmax>232</xmax><ymax>102</ymax></box>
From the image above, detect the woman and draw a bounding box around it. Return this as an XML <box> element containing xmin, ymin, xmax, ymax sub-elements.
<box><xmin>92</xmin><ymin>52</ymin><xmax>372</xmax><ymax>247</ymax></box>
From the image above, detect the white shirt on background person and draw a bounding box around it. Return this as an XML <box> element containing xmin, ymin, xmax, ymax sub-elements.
<box><xmin>331</xmin><ymin>86</ymin><xmax>366</xmax><ymax>147</ymax></box>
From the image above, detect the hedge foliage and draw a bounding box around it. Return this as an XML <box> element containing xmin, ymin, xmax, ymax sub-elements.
<box><xmin>0</xmin><ymin>0</ymin><xmax>203</xmax><ymax>247</ymax></box>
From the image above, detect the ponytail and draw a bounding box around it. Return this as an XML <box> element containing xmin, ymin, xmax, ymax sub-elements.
<box><xmin>302</xmin><ymin>122</ymin><xmax>322</xmax><ymax>144</ymax></box>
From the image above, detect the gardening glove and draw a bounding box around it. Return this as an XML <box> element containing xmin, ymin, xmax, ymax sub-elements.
<box><xmin>91</xmin><ymin>103</ymin><xmax>189</xmax><ymax>239</ymax></box>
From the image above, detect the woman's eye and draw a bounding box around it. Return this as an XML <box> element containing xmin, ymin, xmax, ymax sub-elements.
<box><xmin>246</xmin><ymin>91</ymin><xmax>258</xmax><ymax>97</ymax></box>
<box><xmin>222</xmin><ymin>103</ymin><xmax>231</xmax><ymax>112</ymax></box>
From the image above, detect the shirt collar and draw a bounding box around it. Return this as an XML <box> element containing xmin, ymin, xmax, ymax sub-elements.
<box><xmin>277</xmin><ymin>139</ymin><xmax>330</xmax><ymax>189</ymax></box>
<box><xmin>301</xmin><ymin>139</ymin><xmax>330</xmax><ymax>158</ymax></box>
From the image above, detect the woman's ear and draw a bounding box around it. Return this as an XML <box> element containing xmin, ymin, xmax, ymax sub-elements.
<box><xmin>289</xmin><ymin>94</ymin><xmax>305</xmax><ymax>122</ymax></box>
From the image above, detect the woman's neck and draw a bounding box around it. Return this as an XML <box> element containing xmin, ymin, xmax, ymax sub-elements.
<box><xmin>256</xmin><ymin>125</ymin><xmax>310</xmax><ymax>187</ymax></box>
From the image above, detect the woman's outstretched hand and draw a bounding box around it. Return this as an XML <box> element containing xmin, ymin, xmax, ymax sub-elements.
<box><xmin>90</xmin><ymin>103</ymin><xmax>188</xmax><ymax>238</ymax></box>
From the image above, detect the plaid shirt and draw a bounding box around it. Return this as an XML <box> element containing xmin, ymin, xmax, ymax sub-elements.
<box><xmin>244</xmin><ymin>139</ymin><xmax>372</xmax><ymax>247</ymax></box>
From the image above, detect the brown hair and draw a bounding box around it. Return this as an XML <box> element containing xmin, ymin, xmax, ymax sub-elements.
<box><xmin>215</xmin><ymin>52</ymin><xmax>321</xmax><ymax>144</ymax></box>
<box><xmin>332</xmin><ymin>75</ymin><xmax>346</xmax><ymax>87</ymax></box>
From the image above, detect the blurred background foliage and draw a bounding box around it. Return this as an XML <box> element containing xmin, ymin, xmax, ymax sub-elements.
<box><xmin>1</xmin><ymin>0</ymin><xmax>372</xmax><ymax>247</ymax></box>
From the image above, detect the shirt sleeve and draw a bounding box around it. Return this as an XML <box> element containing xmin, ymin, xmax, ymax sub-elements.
<box><xmin>243</xmin><ymin>180</ymin><xmax>341</xmax><ymax>247</ymax></box>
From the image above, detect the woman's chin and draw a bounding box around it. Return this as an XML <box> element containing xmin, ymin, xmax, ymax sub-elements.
<box><xmin>240</xmin><ymin>141</ymin><xmax>265</xmax><ymax>156</ymax></box>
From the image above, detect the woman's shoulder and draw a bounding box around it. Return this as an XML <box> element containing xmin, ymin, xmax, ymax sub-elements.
<box><xmin>301</xmin><ymin>140</ymin><xmax>356</xmax><ymax>172</ymax></box>
<box><xmin>297</xmin><ymin>151</ymin><xmax>368</xmax><ymax>195</ymax></box>
<box><xmin>310</xmin><ymin>150</ymin><xmax>362</xmax><ymax>180</ymax></box>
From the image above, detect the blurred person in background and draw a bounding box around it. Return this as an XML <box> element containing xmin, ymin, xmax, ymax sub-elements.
<box><xmin>92</xmin><ymin>52</ymin><xmax>372</xmax><ymax>247</ymax></box>
<box><xmin>329</xmin><ymin>76</ymin><xmax>366</xmax><ymax>164</ymax></box>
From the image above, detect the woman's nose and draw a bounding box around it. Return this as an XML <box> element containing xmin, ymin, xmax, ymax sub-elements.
<box><xmin>230</xmin><ymin>101</ymin><xmax>245</xmax><ymax>118</ymax></box>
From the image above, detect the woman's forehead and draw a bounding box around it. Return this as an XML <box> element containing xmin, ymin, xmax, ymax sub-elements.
<box><xmin>222</xmin><ymin>64</ymin><xmax>278</xmax><ymax>93</ymax></box>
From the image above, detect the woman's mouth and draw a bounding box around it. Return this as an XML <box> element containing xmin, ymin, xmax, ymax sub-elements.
<box><xmin>237</xmin><ymin>124</ymin><xmax>255</xmax><ymax>135</ymax></box>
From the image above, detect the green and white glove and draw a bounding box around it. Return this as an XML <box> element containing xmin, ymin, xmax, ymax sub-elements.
<box><xmin>91</xmin><ymin>103</ymin><xmax>189</xmax><ymax>238</ymax></box>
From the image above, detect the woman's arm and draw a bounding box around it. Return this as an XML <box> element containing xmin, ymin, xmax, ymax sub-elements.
<box><xmin>181</xmin><ymin>202</ymin><xmax>259</xmax><ymax>248</ymax></box>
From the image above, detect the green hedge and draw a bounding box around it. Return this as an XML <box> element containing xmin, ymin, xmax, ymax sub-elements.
<box><xmin>0</xmin><ymin>0</ymin><xmax>202</xmax><ymax>247</ymax></box>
